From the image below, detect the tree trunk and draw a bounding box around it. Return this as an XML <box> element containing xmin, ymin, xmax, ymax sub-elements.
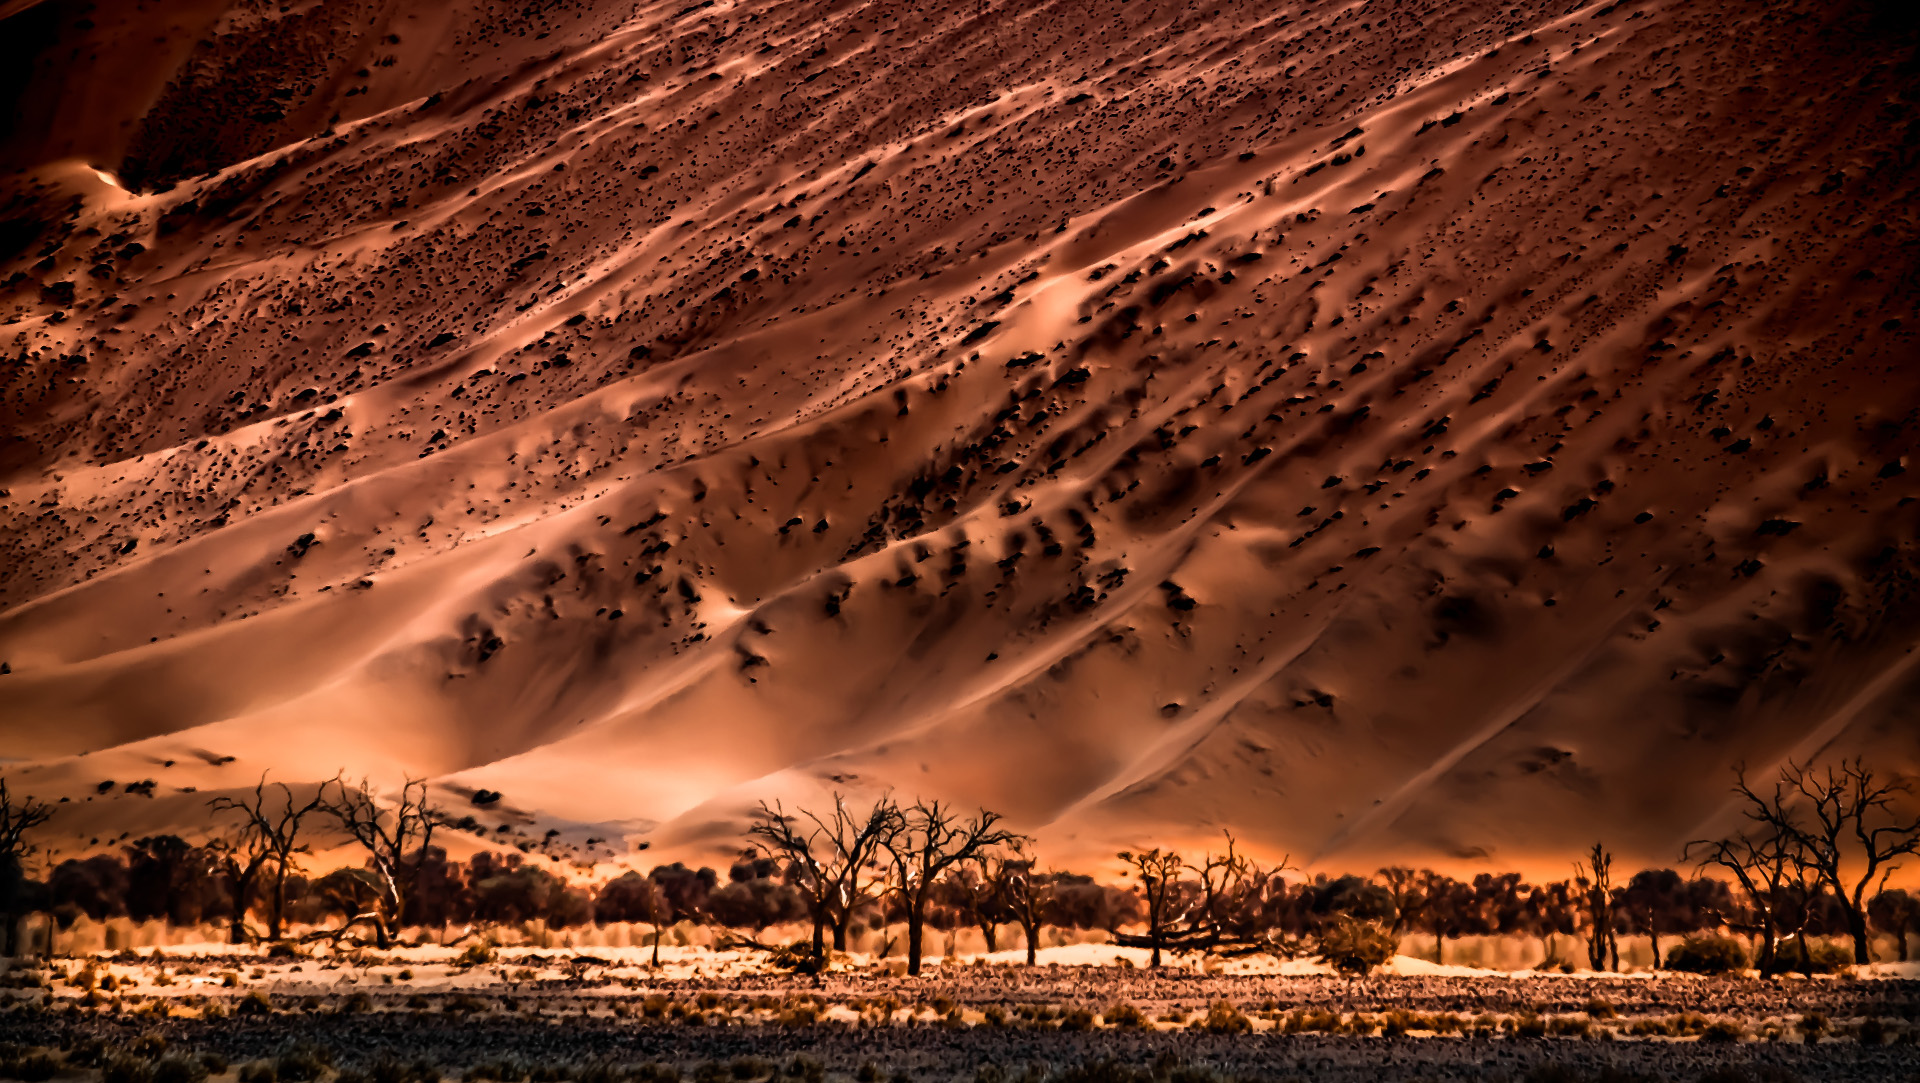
<box><xmin>1648</xmin><ymin>913</ymin><xmax>1661</xmax><ymax>971</ymax></box>
<box><xmin>268</xmin><ymin>865</ymin><xmax>289</xmax><ymax>941</ymax></box>
<box><xmin>977</xmin><ymin>919</ymin><xmax>998</xmax><ymax>954</ymax></box>
<box><xmin>810</xmin><ymin>910</ymin><xmax>827</xmax><ymax>960</ymax></box>
<box><xmin>652</xmin><ymin>925</ymin><xmax>662</xmax><ymax>968</ymax></box>
<box><xmin>1149</xmin><ymin>932</ymin><xmax>1162</xmax><ymax>969</ymax></box>
<box><xmin>2</xmin><ymin>912</ymin><xmax>17</xmax><ymax>958</ymax></box>
<box><xmin>1022</xmin><ymin>919</ymin><xmax>1038</xmax><ymax>966</ymax></box>
<box><xmin>906</xmin><ymin>898</ymin><xmax>926</xmax><ymax>977</ymax></box>
<box><xmin>373</xmin><ymin>914</ymin><xmax>391</xmax><ymax>950</ymax></box>
<box><xmin>831</xmin><ymin>912</ymin><xmax>849</xmax><ymax>952</ymax></box>
<box><xmin>1845</xmin><ymin>905</ymin><xmax>1871</xmax><ymax>965</ymax></box>
<box><xmin>1898</xmin><ymin>926</ymin><xmax>1910</xmax><ymax>963</ymax></box>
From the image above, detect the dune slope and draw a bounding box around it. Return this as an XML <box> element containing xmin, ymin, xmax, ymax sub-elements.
<box><xmin>1</xmin><ymin>0</ymin><xmax>1918</xmax><ymax>870</ymax></box>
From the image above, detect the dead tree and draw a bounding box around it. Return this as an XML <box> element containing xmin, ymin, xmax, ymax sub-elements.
<box><xmin>1117</xmin><ymin>847</ymin><xmax>1194</xmax><ymax>968</ymax></box>
<box><xmin>1573</xmin><ymin>842</ymin><xmax>1619</xmax><ymax>972</ymax></box>
<box><xmin>1737</xmin><ymin>760</ymin><xmax>1920</xmax><ymax>964</ymax></box>
<box><xmin>319</xmin><ymin>775</ymin><xmax>444</xmax><ymax>948</ymax></box>
<box><xmin>1114</xmin><ymin>834</ymin><xmax>1292</xmax><ymax>964</ymax></box>
<box><xmin>746</xmin><ymin>793</ymin><xmax>899</xmax><ymax>963</ymax></box>
<box><xmin>955</xmin><ymin>853</ymin><xmax>1013</xmax><ymax>953</ymax></box>
<box><xmin>886</xmin><ymin>800</ymin><xmax>1022</xmax><ymax>976</ymax></box>
<box><xmin>993</xmin><ymin>846</ymin><xmax>1055</xmax><ymax>965</ymax></box>
<box><xmin>207</xmin><ymin>775</ymin><xmax>325</xmax><ymax>943</ymax></box>
<box><xmin>0</xmin><ymin>780</ymin><xmax>56</xmax><ymax>957</ymax></box>
<box><xmin>1686</xmin><ymin>824</ymin><xmax>1805</xmax><ymax>974</ymax></box>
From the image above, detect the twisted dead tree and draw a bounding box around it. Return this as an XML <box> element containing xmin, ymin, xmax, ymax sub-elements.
<box><xmin>1686</xmin><ymin>817</ymin><xmax>1810</xmax><ymax>974</ymax></box>
<box><xmin>887</xmin><ymin>800</ymin><xmax>1023</xmax><ymax>976</ymax></box>
<box><xmin>207</xmin><ymin>774</ymin><xmax>325</xmax><ymax>944</ymax></box>
<box><xmin>1737</xmin><ymin>760</ymin><xmax>1920</xmax><ymax>964</ymax></box>
<box><xmin>319</xmin><ymin>775</ymin><xmax>445</xmax><ymax>948</ymax></box>
<box><xmin>0</xmin><ymin>780</ymin><xmax>56</xmax><ymax>957</ymax></box>
<box><xmin>993</xmin><ymin>845</ymin><xmax>1056</xmax><ymax>965</ymax></box>
<box><xmin>744</xmin><ymin>793</ymin><xmax>899</xmax><ymax>965</ymax></box>
<box><xmin>1114</xmin><ymin>834</ymin><xmax>1293</xmax><ymax>966</ymax></box>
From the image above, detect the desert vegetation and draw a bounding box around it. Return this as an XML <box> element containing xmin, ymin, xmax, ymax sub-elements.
<box><xmin>2</xmin><ymin>763</ymin><xmax>1917</xmax><ymax>981</ymax></box>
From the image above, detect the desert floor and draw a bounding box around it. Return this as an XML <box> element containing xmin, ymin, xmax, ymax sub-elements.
<box><xmin>5</xmin><ymin>948</ymin><xmax>1920</xmax><ymax>1082</ymax></box>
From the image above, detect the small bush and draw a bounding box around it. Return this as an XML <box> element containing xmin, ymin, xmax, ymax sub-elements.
<box><xmin>456</xmin><ymin>941</ymin><xmax>497</xmax><ymax>967</ymax></box>
<box><xmin>1664</xmin><ymin>936</ymin><xmax>1748</xmax><ymax>975</ymax></box>
<box><xmin>1103</xmin><ymin>1001</ymin><xmax>1148</xmax><ymax>1029</ymax></box>
<box><xmin>1802</xmin><ymin>940</ymin><xmax>1853</xmax><ymax>974</ymax></box>
<box><xmin>104</xmin><ymin>1055</ymin><xmax>157</xmax><ymax>1083</ymax></box>
<box><xmin>1548</xmin><ymin>1016</ymin><xmax>1593</xmax><ymax>1039</ymax></box>
<box><xmin>14</xmin><ymin>1051</ymin><xmax>64</xmax><ymax>1082</ymax></box>
<box><xmin>730</xmin><ymin>1057</ymin><xmax>772</xmax><ymax>1080</ymax></box>
<box><xmin>1800</xmin><ymin>1011</ymin><xmax>1830</xmax><ymax>1042</ymax></box>
<box><xmin>275</xmin><ymin>1042</ymin><xmax>334</xmax><ymax>1082</ymax></box>
<box><xmin>784</xmin><ymin>1056</ymin><xmax>825</xmax><ymax>1083</ymax></box>
<box><xmin>1701</xmin><ymin>1020</ymin><xmax>1746</xmax><ymax>1043</ymax></box>
<box><xmin>238</xmin><ymin>1060</ymin><xmax>279</xmax><ymax>1083</ymax></box>
<box><xmin>1059</xmin><ymin>1008</ymin><xmax>1096</xmax><ymax>1032</ymax></box>
<box><xmin>154</xmin><ymin>1054</ymin><xmax>212</xmax><ymax>1083</ymax></box>
<box><xmin>1200</xmin><ymin>1000</ymin><xmax>1251</xmax><ymax>1034</ymax></box>
<box><xmin>1314</xmin><ymin>917</ymin><xmax>1396</xmax><ymax>976</ymax></box>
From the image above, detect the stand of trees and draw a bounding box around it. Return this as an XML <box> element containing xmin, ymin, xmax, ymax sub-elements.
<box><xmin>1</xmin><ymin>761</ymin><xmax>1916</xmax><ymax>971</ymax></box>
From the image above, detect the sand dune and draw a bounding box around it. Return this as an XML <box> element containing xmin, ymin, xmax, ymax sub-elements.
<box><xmin>1</xmin><ymin>0</ymin><xmax>1918</xmax><ymax>874</ymax></box>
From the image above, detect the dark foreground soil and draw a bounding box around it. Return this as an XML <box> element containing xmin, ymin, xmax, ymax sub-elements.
<box><xmin>5</xmin><ymin>969</ymin><xmax>1920</xmax><ymax>1083</ymax></box>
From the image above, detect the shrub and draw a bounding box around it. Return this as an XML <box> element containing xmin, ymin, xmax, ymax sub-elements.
<box><xmin>456</xmin><ymin>942</ymin><xmax>497</xmax><ymax>968</ymax></box>
<box><xmin>237</xmin><ymin>990</ymin><xmax>275</xmax><ymax>1015</ymax></box>
<box><xmin>1664</xmin><ymin>936</ymin><xmax>1748</xmax><ymax>975</ymax></box>
<box><xmin>1547</xmin><ymin>1016</ymin><xmax>1593</xmax><ymax>1039</ymax></box>
<box><xmin>103</xmin><ymin>1055</ymin><xmax>157</xmax><ymax>1083</ymax></box>
<box><xmin>784</xmin><ymin>1056</ymin><xmax>825</xmax><ymax>1083</ymax></box>
<box><xmin>1059</xmin><ymin>1008</ymin><xmax>1096</xmax><ymax>1032</ymax></box>
<box><xmin>1799</xmin><ymin>1011</ymin><xmax>1830</xmax><ymax>1042</ymax></box>
<box><xmin>1103</xmin><ymin>1001</ymin><xmax>1149</xmax><ymax>1029</ymax></box>
<box><xmin>275</xmin><ymin>1042</ymin><xmax>333</xmax><ymax>1082</ymax></box>
<box><xmin>154</xmin><ymin>1054</ymin><xmax>211</xmax><ymax>1083</ymax></box>
<box><xmin>1314</xmin><ymin>917</ymin><xmax>1396</xmax><ymax>976</ymax></box>
<box><xmin>1802</xmin><ymin>940</ymin><xmax>1853</xmax><ymax>974</ymax></box>
<box><xmin>238</xmin><ymin>1061</ymin><xmax>280</xmax><ymax>1083</ymax></box>
<box><xmin>1701</xmin><ymin>1020</ymin><xmax>1746</xmax><ymax>1043</ymax></box>
<box><xmin>13</xmin><ymin>1051</ymin><xmax>63</xmax><ymax>1082</ymax></box>
<box><xmin>1200</xmin><ymin>1000</ymin><xmax>1251</xmax><ymax>1034</ymax></box>
<box><xmin>729</xmin><ymin>1057</ymin><xmax>772</xmax><ymax>1080</ymax></box>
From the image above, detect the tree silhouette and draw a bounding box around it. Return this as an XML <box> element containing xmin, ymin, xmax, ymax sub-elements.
<box><xmin>746</xmin><ymin>793</ymin><xmax>899</xmax><ymax>964</ymax></box>
<box><xmin>318</xmin><ymin>775</ymin><xmax>445</xmax><ymax>948</ymax></box>
<box><xmin>207</xmin><ymin>774</ymin><xmax>325</xmax><ymax>943</ymax></box>
<box><xmin>0</xmin><ymin>780</ymin><xmax>56</xmax><ymax>957</ymax></box>
<box><xmin>1733</xmin><ymin>760</ymin><xmax>1920</xmax><ymax>964</ymax></box>
<box><xmin>1573</xmin><ymin>842</ymin><xmax>1618</xmax><ymax>971</ymax></box>
<box><xmin>886</xmin><ymin>800</ymin><xmax>1021</xmax><ymax>976</ymax></box>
